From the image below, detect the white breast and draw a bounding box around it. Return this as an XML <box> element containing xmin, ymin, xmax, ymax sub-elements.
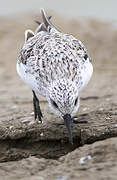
<box><xmin>79</xmin><ymin>61</ymin><xmax>93</xmax><ymax>92</ymax></box>
<box><xmin>16</xmin><ymin>62</ymin><xmax>47</xmax><ymax>96</ymax></box>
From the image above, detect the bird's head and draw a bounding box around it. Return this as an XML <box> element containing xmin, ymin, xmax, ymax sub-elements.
<box><xmin>46</xmin><ymin>79</ymin><xmax>80</xmax><ymax>144</ymax></box>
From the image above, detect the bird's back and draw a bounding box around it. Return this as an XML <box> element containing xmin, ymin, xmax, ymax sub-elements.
<box><xmin>17</xmin><ymin>10</ymin><xmax>93</xmax><ymax>96</ymax></box>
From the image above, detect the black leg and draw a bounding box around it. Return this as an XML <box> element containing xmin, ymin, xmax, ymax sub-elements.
<box><xmin>32</xmin><ymin>90</ymin><xmax>43</xmax><ymax>123</ymax></box>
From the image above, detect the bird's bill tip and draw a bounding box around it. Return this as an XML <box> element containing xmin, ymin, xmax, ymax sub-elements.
<box><xmin>63</xmin><ymin>114</ymin><xmax>73</xmax><ymax>145</ymax></box>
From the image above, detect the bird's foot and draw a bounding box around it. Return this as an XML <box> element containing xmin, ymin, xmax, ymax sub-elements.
<box><xmin>28</xmin><ymin>118</ymin><xmax>43</xmax><ymax>126</ymax></box>
<box><xmin>34</xmin><ymin>106</ymin><xmax>43</xmax><ymax>123</ymax></box>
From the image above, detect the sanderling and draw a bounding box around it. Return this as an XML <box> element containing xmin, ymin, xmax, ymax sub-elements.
<box><xmin>17</xmin><ymin>9</ymin><xmax>93</xmax><ymax>144</ymax></box>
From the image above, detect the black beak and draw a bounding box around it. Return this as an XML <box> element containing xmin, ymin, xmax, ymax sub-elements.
<box><xmin>63</xmin><ymin>114</ymin><xmax>73</xmax><ymax>144</ymax></box>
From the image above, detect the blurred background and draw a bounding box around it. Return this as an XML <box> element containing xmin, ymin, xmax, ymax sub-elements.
<box><xmin>0</xmin><ymin>0</ymin><xmax>117</xmax><ymax>21</ymax></box>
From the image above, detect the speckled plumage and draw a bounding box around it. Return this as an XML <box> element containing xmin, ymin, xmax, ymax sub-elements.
<box><xmin>18</xmin><ymin>27</ymin><xmax>92</xmax><ymax>90</ymax></box>
<box><xmin>17</xmin><ymin>9</ymin><xmax>93</xmax><ymax>143</ymax></box>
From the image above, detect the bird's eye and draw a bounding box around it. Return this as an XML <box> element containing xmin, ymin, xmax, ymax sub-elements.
<box><xmin>51</xmin><ymin>100</ymin><xmax>58</xmax><ymax>109</ymax></box>
<box><xmin>84</xmin><ymin>54</ymin><xmax>88</xmax><ymax>60</ymax></box>
<box><xmin>74</xmin><ymin>97</ymin><xmax>78</xmax><ymax>106</ymax></box>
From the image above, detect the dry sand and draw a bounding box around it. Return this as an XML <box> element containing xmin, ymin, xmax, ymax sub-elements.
<box><xmin>0</xmin><ymin>13</ymin><xmax>117</xmax><ymax>180</ymax></box>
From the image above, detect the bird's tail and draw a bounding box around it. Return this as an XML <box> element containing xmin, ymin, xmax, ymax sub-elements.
<box><xmin>35</xmin><ymin>9</ymin><xmax>52</xmax><ymax>34</ymax></box>
<box><xmin>25</xmin><ymin>9</ymin><xmax>53</xmax><ymax>42</ymax></box>
<box><xmin>41</xmin><ymin>8</ymin><xmax>51</xmax><ymax>28</ymax></box>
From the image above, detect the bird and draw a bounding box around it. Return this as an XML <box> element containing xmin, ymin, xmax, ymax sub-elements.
<box><xmin>17</xmin><ymin>9</ymin><xmax>93</xmax><ymax>144</ymax></box>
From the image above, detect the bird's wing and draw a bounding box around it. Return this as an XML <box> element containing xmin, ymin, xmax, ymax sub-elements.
<box><xmin>18</xmin><ymin>9</ymin><xmax>92</xmax><ymax>90</ymax></box>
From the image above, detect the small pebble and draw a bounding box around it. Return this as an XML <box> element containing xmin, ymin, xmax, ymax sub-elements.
<box><xmin>9</xmin><ymin>126</ymin><xmax>14</xmax><ymax>130</ymax></box>
<box><xmin>79</xmin><ymin>155</ymin><xmax>92</xmax><ymax>164</ymax></box>
<box><xmin>82</xmin><ymin>107</ymin><xmax>88</xmax><ymax>111</ymax></box>
<box><xmin>106</xmin><ymin>117</ymin><xmax>111</xmax><ymax>120</ymax></box>
<box><xmin>30</xmin><ymin>112</ymin><xmax>34</xmax><ymax>115</ymax></box>
<box><xmin>40</xmin><ymin>132</ymin><xmax>44</xmax><ymax>136</ymax></box>
<box><xmin>56</xmin><ymin>176</ymin><xmax>68</xmax><ymax>180</ymax></box>
<box><xmin>99</xmin><ymin>108</ymin><xmax>104</xmax><ymax>111</ymax></box>
<box><xmin>11</xmin><ymin>105</ymin><xmax>17</xmax><ymax>109</ymax></box>
<box><xmin>106</xmin><ymin>98</ymin><xmax>110</xmax><ymax>101</ymax></box>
